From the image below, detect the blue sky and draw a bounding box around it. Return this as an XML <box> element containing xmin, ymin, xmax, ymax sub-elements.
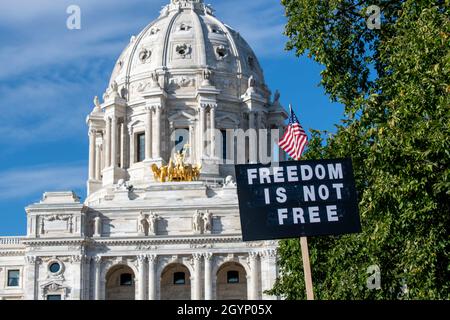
<box><xmin>0</xmin><ymin>0</ymin><xmax>343</xmax><ymax>236</ymax></box>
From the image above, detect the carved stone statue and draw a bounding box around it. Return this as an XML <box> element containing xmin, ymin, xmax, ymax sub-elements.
<box><xmin>94</xmin><ymin>215</ymin><xmax>102</xmax><ymax>237</ymax></box>
<box><xmin>138</xmin><ymin>211</ymin><xmax>147</xmax><ymax>235</ymax></box>
<box><xmin>202</xmin><ymin>68</ymin><xmax>212</xmax><ymax>86</ymax></box>
<box><xmin>148</xmin><ymin>212</ymin><xmax>159</xmax><ymax>234</ymax></box>
<box><xmin>193</xmin><ymin>210</ymin><xmax>202</xmax><ymax>234</ymax></box>
<box><xmin>224</xmin><ymin>175</ymin><xmax>237</xmax><ymax>187</ymax></box>
<box><xmin>248</xmin><ymin>75</ymin><xmax>256</xmax><ymax>88</ymax></box>
<box><xmin>151</xmin><ymin>71</ymin><xmax>160</xmax><ymax>88</ymax></box>
<box><xmin>93</xmin><ymin>96</ymin><xmax>101</xmax><ymax>111</ymax></box>
<box><xmin>273</xmin><ymin>89</ymin><xmax>280</xmax><ymax>104</ymax></box>
<box><xmin>203</xmin><ymin>210</ymin><xmax>212</xmax><ymax>233</ymax></box>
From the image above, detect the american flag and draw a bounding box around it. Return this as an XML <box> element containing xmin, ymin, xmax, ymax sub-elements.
<box><xmin>278</xmin><ymin>105</ymin><xmax>308</xmax><ymax>160</ymax></box>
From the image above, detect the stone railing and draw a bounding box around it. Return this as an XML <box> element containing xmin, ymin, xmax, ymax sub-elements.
<box><xmin>0</xmin><ymin>237</ymin><xmax>24</xmax><ymax>246</ymax></box>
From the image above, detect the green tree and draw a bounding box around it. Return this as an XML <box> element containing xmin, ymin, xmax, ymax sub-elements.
<box><xmin>269</xmin><ymin>0</ymin><xmax>449</xmax><ymax>299</ymax></box>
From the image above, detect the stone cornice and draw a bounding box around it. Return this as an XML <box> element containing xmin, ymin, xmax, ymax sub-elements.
<box><xmin>92</xmin><ymin>234</ymin><xmax>243</xmax><ymax>246</ymax></box>
<box><xmin>0</xmin><ymin>249</ymin><xmax>26</xmax><ymax>257</ymax></box>
<box><xmin>13</xmin><ymin>235</ymin><xmax>245</xmax><ymax>248</ymax></box>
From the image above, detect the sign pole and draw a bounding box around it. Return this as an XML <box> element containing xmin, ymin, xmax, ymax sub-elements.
<box><xmin>300</xmin><ymin>237</ymin><xmax>314</xmax><ymax>300</ymax></box>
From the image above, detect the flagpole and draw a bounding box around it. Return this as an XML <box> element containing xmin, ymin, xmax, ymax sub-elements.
<box><xmin>280</xmin><ymin>104</ymin><xmax>314</xmax><ymax>300</ymax></box>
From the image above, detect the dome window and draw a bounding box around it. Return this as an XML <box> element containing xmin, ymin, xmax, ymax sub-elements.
<box><xmin>176</xmin><ymin>44</ymin><xmax>190</xmax><ymax>58</ymax></box>
<box><xmin>208</xmin><ymin>25</ymin><xmax>221</xmax><ymax>34</ymax></box>
<box><xmin>248</xmin><ymin>56</ymin><xmax>255</xmax><ymax>70</ymax></box>
<box><xmin>178</xmin><ymin>23</ymin><xmax>191</xmax><ymax>32</ymax></box>
<box><xmin>216</xmin><ymin>46</ymin><xmax>228</xmax><ymax>60</ymax></box>
<box><xmin>139</xmin><ymin>49</ymin><xmax>151</xmax><ymax>63</ymax></box>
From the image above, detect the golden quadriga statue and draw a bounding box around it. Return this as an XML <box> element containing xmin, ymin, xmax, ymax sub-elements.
<box><xmin>151</xmin><ymin>145</ymin><xmax>202</xmax><ymax>182</ymax></box>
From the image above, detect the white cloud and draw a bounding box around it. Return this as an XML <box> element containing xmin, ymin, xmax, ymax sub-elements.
<box><xmin>0</xmin><ymin>164</ymin><xmax>86</xmax><ymax>201</ymax></box>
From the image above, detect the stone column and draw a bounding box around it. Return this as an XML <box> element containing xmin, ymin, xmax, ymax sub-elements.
<box><xmin>210</xmin><ymin>105</ymin><xmax>216</xmax><ymax>158</ymax></box>
<box><xmin>88</xmin><ymin>129</ymin><xmax>96</xmax><ymax>180</ymax></box>
<box><xmin>129</xmin><ymin>128</ymin><xmax>135</xmax><ymax>165</ymax></box>
<box><xmin>249</xmin><ymin>252</ymin><xmax>260</xmax><ymax>300</ymax></box>
<box><xmin>24</xmin><ymin>256</ymin><xmax>38</xmax><ymax>300</ymax></box>
<box><xmin>153</xmin><ymin>106</ymin><xmax>162</xmax><ymax>159</ymax></box>
<box><xmin>145</xmin><ymin>107</ymin><xmax>153</xmax><ymax>160</ymax></box>
<box><xmin>105</xmin><ymin>117</ymin><xmax>111</xmax><ymax>168</ymax></box>
<box><xmin>120</xmin><ymin>122</ymin><xmax>126</xmax><ymax>168</ymax></box>
<box><xmin>192</xmin><ymin>253</ymin><xmax>202</xmax><ymax>300</ymax></box>
<box><xmin>249</xmin><ymin>112</ymin><xmax>258</xmax><ymax>163</ymax></box>
<box><xmin>261</xmin><ymin>249</ymin><xmax>278</xmax><ymax>300</ymax></box>
<box><xmin>198</xmin><ymin>105</ymin><xmax>206</xmax><ymax>158</ymax></box>
<box><xmin>83</xmin><ymin>256</ymin><xmax>92</xmax><ymax>300</ymax></box>
<box><xmin>95</xmin><ymin>144</ymin><xmax>101</xmax><ymax>180</ymax></box>
<box><xmin>111</xmin><ymin>116</ymin><xmax>118</xmax><ymax>167</ymax></box>
<box><xmin>70</xmin><ymin>255</ymin><xmax>83</xmax><ymax>300</ymax></box>
<box><xmin>147</xmin><ymin>254</ymin><xmax>157</xmax><ymax>300</ymax></box>
<box><xmin>94</xmin><ymin>256</ymin><xmax>102</xmax><ymax>300</ymax></box>
<box><xmin>137</xmin><ymin>255</ymin><xmax>146</xmax><ymax>300</ymax></box>
<box><xmin>204</xmin><ymin>253</ymin><xmax>213</xmax><ymax>300</ymax></box>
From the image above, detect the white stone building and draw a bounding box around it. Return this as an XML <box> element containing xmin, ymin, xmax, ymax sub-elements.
<box><xmin>0</xmin><ymin>0</ymin><xmax>288</xmax><ymax>300</ymax></box>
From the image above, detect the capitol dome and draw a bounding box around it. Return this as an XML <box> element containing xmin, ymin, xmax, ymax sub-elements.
<box><xmin>87</xmin><ymin>0</ymin><xmax>287</xmax><ymax>195</ymax></box>
<box><xmin>107</xmin><ymin>0</ymin><xmax>268</xmax><ymax>101</ymax></box>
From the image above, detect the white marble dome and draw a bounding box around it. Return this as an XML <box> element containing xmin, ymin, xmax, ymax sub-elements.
<box><xmin>106</xmin><ymin>0</ymin><xmax>270</xmax><ymax>102</ymax></box>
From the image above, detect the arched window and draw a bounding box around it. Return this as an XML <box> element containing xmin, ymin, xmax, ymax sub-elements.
<box><xmin>120</xmin><ymin>273</ymin><xmax>133</xmax><ymax>286</ymax></box>
<box><xmin>227</xmin><ymin>271</ymin><xmax>239</xmax><ymax>284</ymax></box>
<box><xmin>173</xmin><ymin>272</ymin><xmax>186</xmax><ymax>285</ymax></box>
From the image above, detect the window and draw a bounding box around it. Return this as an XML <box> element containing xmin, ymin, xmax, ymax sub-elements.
<box><xmin>173</xmin><ymin>272</ymin><xmax>186</xmax><ymax>285</ymax></box>
<box><xmin>120</xmin><ymin>273</ymin><xmax>133</xmax><ymax>286</ymax></box>
<box><xmin>7</xmin><ymin>270</ymin><xmax>20</xmax><ymax>287</ymax></box>
<box><xmin>174</xmin><ymin>128</ymin><xmax>189</xmax><ymax>153</ymax></box>
<box><xmin>136</xmin><ymin>133</ymin><xmax>145</xmax><ymax>163</ymax></box>
<box><xmin>227</xmin><ymin>271</ymin><xmax>239</xmax><ymax>284</ymax></box>
<box><xmin>49</xmin><ymin>263</ymin><xmax>61</xmax><ymax>274</ymax></box>
<box><xmin>46</xmin><ymin>295</ymin><xmax>62</xmax><ymax>300</ymax></box>
<box><xmin>221</xmin><ymin>130</ymin><xmax>227</xmax><ymax>161</ymax></box>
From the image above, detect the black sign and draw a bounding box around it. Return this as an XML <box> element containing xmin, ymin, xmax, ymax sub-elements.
<box><xmin>235</xmin><ymin>158</ymin><xmax>361</xmax><ymax>241</ymax></box>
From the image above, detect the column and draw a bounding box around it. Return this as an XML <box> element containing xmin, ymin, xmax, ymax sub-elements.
<box><xmin>88</xmin><ymin>129</ymin><xmax>96</xmax><ymax>180</ymax></box>
<box><xmin>192</xmin><ymin>253</ymin><xmax>202</xmax><ymax>300</ymax></box>
<box><xmin>120</xmin><ymin>122</ymin><xmax>126</xmax><ymax>168</ymax></box>
<box><xmin>249</xmin><ymin>252</ymin><xmax>259</xmax><ymax>300</ymax></box>
<box><xmin>189</xmin><ymin>124</ymin><xmax>196</xmax><ymax>162</ymax></box>
<box><xmin>261</xmin><ymin>249</ymin><xmax>278</xmax><ymax>300</ymax></box>
<box><xmin>130</xmin><ymin>129</ymin><xmax>135</xmax><ymax>165</ymax></box>
<box><xmin>111</xmin><ymin>116</ymin><xmax>118</xmax><ymax>167</ymax></box>
<box><xmin>95</xmin><ymin>144</ymin><xmax>101</xmax><ymax>180</ymax></box>
<box><xmin>94</xmin><ymin>256</ymin><xmax>102</xmax><ymax>300</ymax></box>
<box><xmin>70</xmin><ymin>255</ymin><xmax>83</xmax><ymax>300</ymax></box>
<box><xmin>153</xmin><ymin>106</ymin><xmax>162</xmax><ymax>159</ymax></box>
<box><xmin>24</xmin><ymin>256</ymin><xmax>38</xmax><ymax>300</ymax></box>
<box><xmin>105</xmin><ymin>117</ymin><xmax>111</xmax><ymax>167</ymax></box>
<box><xmin>147</xmin><ymin>254</ymin><xmax>157</xmax><ymax>300</ymax></box>
<box><xmin>249</xmin><ymin>112</ymin><xmax>257</xmax><ymax>163</ymax></box>
<box><xmin>137</xmin><ymin>255</ymin><xmax>146</xmax><ymax>300</ymax></box>
<box><xmin>204</xmin><ymin>253</ymin><xmax>213</xmax><ymax>300</ymax></box>
<box><xmin>83</xmin><ymin>257</ymin><xmax>92</xmax><ymax>300</ymax></box>
<box><xmin>210</xmin><ymin>105</ymin><xmax>216</xmax><ymax>158</ymax></box>
<box><xmin>145</xmin><ymin>107</ymin><xmax>153</xmax><ymax>160</ymax></box>
<box><xmin>198</xmin><ymin>105</ymin><xmax>206</xmax><ymax>158</ymax></box>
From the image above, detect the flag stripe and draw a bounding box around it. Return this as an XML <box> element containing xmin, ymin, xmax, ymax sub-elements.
<box><xmin>278</xmin><ymin>107</ymin><xmax>308</xmax><ymax>160</ymax></box>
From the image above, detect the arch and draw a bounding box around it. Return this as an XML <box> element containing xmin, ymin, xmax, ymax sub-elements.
<box><xmin>105</xmin><ymin>264</ymin><xmax>136</xmax><ymax>300</ymax></box>
<box><xmin>216</xmin><ymin>261</ymin><xmax>248</xmax><ymax>300</ymax></box>
<box><xmin>160</xmin><ymin>263</ymin><xmax>191</xmax><ymax>300</ymax></box>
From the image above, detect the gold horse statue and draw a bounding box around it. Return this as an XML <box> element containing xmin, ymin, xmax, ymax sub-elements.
<box><xmin>151</xmin><ymin>144</ymin><xmax>202</xmax><ymax>182</ymax></box>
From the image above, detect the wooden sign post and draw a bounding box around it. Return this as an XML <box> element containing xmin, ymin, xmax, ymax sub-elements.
<box><xmin>300</xmin><ymin>237</ymin><xmax>314</xmax><ymax>300</ymax></box>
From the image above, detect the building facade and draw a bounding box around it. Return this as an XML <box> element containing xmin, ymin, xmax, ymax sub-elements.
<box><xmin>0</xmin><ymin>0</ymin><xmax>287</xmax><ymax>300</ymax></box>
